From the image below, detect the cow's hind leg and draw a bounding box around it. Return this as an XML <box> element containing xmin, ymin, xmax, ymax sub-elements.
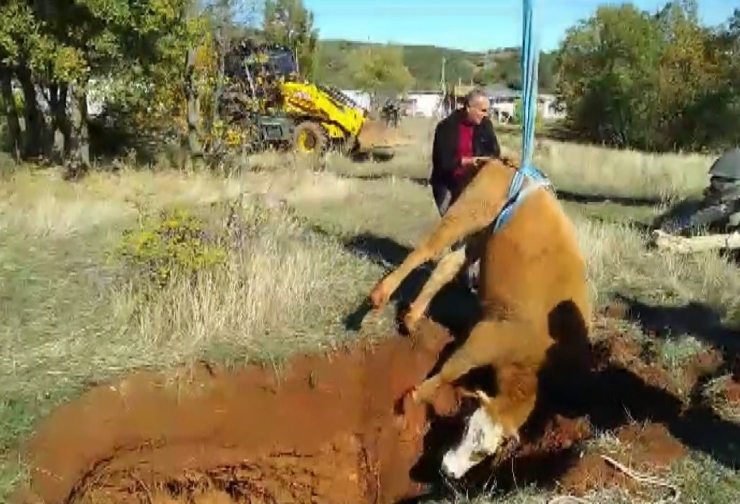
<box><xmin>403</xmin><ymin>233</ymin><xmax>485</xmax><ymax>333</ymax></box>
<box><xmin>368</xmin><ymin>186</ymin><xmax>501</xmax><ymax>311</ymax></box>
<box><xmin>483</xmin><ymin>363</ymin><xmax>538</xmax><ymax>441</ymax></box>
<box><xmin>412</xmin><ymin>319</ymin><xmax>544</xmax><ymax>404</ymax></box>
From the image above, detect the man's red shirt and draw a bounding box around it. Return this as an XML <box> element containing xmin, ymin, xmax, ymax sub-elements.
<box><xmin>453</xmin><ymin>120</ymin><xmax>475</xmax><ymax>179</ymax></box>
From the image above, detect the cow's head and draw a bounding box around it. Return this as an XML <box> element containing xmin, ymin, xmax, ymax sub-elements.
<box><xmin>440</xmin><ymin>389</ymin><xmax>512</xmax><ymax>479</ymax></box>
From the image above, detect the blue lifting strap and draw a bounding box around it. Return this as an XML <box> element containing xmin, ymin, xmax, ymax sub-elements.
<box><xmin>490</xmin><ymin>0</ymin><xmax>552</xmax><ymax>234</ymax></box>
<box><xmin>520</xmin><ymin>0</ymin><xmax>538</xmax><ymax>170</ymax></box>
<box><xmin>491</xmin><ymin>164</ymin><xmax>552</xmax><ymax>233</ymax></box>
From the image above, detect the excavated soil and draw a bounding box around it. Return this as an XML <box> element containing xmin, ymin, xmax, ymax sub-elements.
<box><xmin>12</xmin><ymin>312</ymin><xmax>738</xmax><ymax>504</ymax></box>
<box><xmin>356</xmin><ymin>119</ymin><xmax>414</xmax><ymax>151</ymax></box>
<box><xmin>14</xmin><ymin>320</ymin><xmax>455</xmax><ymax>504</ymax></box>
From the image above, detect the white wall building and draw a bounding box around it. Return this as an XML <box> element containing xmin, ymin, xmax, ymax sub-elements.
<box><xmin>406</xmin><ymin>91</ymin><xmax>444</xmax><ymax>117</ymax></box>
<box><xmin>339</xmin><ymin>89</ymin><xmax>445</xmax><ymax>118</ymax></box>
<box><xmin>539</xmin><ymin>94</ymin><xmax>566</xmax><ymax>120</ymax></box>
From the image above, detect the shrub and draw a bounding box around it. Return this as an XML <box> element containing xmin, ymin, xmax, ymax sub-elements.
<box><xmin>109</xmin><ymin>196</ymin><xmax>382</xmax><ymax>361</ymax></box>
<box><xmin>116</xmin><ymin>205</ymin><xmax>231</xmax><ymax>290</ymax></box>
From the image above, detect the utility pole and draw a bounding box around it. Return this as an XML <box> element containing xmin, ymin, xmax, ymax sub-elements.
<box><xmin>440</xmin><ymin>56</ymin><xmax>446</xmax><ymax>93</ymax></box>
<box><xmin>440</xmin><ymin>57</ymin><xmax>446</xmax><ymax>116</ymax></box>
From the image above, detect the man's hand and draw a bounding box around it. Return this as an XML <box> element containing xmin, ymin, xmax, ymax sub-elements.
<box><xmin>461</xmin><ymin>156</ymin><xmax>493</xmax><ymax>169</ymax></box>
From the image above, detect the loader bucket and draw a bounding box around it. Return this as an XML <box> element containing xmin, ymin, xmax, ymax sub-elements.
<box><xmin>355</xmin><ymin>119</ymin><xmax>414</xmax><ymax>154</ymax></box>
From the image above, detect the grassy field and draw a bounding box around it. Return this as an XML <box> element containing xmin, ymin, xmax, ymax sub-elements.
<box><xmin>2</xmin><ymin>118</ymin><xmax>740</xmax><ymax>503</ymax></box>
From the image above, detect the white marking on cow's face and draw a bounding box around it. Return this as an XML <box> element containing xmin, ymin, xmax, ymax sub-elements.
<box><xmin>441</xmin><ymin>406</ymin><xmax>503</xmax><ymax>479</ymax></box>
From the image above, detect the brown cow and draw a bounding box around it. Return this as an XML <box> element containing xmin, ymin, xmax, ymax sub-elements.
<box><xmin>367</xmin><ymin>156</ymin><xmax>592</xmax><ymax>478</ymax></box>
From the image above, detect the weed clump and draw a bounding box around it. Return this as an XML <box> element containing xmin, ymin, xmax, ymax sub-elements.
<box><xmin>116</xmin><ymin>206</ymin><xmax>230</xmax><ymax>290</ymax></box>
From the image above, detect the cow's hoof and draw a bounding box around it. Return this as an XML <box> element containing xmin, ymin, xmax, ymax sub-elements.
<box><xmin>368</xmin><ymin>282</ymin><xmax>389</xmax><ymax>310</ymax></box>
<box><xmin>399</xmin><ymin>388</ymin><xmax>419</xmax><ymax>414</ymax></box>
<box><xmin>402</xmin><ymin>310</ymin><xmax>423</xmax><ymax>335</ymax></box>
<box><xmin>412</xmin><ymin>377</ymin><xmax>441</xmax><ymax>405</ymax></box>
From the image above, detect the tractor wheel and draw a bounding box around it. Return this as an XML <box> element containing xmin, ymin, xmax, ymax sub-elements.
<box><xmin>293</xmin><ymin>121</ymin><xmax>328</xmax><ymax>155</ymax></box>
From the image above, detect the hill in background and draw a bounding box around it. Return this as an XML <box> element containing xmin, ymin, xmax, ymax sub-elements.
<box><xmin>315</xmin><ymin>39</ymin><xmax>557</xmax><ymax>92</ymax></box>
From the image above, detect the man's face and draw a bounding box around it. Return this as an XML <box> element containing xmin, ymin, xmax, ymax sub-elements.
<box><xmin>465</xmin><ymin>96</ymin><xmax>490</xmax><ymax>125</ymax></box>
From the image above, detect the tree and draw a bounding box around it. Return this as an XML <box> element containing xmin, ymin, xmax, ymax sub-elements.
<box><xmin>554</xmin><ymin>0</ymin><xmax>740</xmax><ymax>152</ymax></box>
<box><xmin>538</xmin><ymin>52</ymin><xmax>557</xmax><ymax>92</ymax></box>
<box><xmin>0</xmin><ymin>0</ymin><xmax>203</xmax><ymax>171</ymax></box>
<box><xmin>262</xmin><ymin>0</ymin><xmax>318</xmax><ymax>78</ymax></box>
<box><xmin>555</xmin><ymin>3</ymin><xmax>668</xmax><ymax>149</ymax></box>
<box><xmin>347</xmin><ymin>45</ymin><xmax>415</xmax><ymax>102</ymax></box>
<box><xmin>0</xmin><ymin>0</ymin><xmax>56</xmax><ymax>160</ymax></box>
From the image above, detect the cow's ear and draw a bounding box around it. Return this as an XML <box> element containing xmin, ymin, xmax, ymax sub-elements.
<box><xmin>475</xmin><ymin>389</ymin><xmax>492</xmax><ymax>405</ymax></box>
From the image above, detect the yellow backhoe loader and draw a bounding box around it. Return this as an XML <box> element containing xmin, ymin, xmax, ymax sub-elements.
<box><xmin>219</xmin><ymin>39</ymin><xmax>411</xmax><ymax>157</ymax></box>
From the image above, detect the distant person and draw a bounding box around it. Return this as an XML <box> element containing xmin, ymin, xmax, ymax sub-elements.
<box><xmin>430</xmin><ymin>88</ymin><xmax>501</xmax><ymax>289</ymax></box>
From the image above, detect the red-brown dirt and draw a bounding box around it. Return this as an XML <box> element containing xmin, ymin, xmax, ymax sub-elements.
<box><xmin>355</xmin><ymin>119</ymin><xmax>413</xmax><ymax>151</ymax></box>
<box><xmin>706</xmin><ymin>374</ymin><xmax>740</xmax><ymax>407</ymax></box>
<box><xmin>684</xmin><ymin>349</ymin><xmax>725</xmax><ymax>389</ymax></box>
<box><xmin>11</xmin><ymin>315</ymin><xmax>728</xmax><ymax>504</ymax></box>
<box><xmin>558</xmin><ymin>423</ymin><xmax>685</xmax><ymax>497</ymax></box>
<box><xmin>14</xmin><ymin>321</ymin><xmax>456</xmax><ymax>504</ymax></box>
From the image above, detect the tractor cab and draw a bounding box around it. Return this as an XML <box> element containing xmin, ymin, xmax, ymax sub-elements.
<box><xmin>259</xmin><ymin>47</ymin><xmax>299</xmax><ymax>79</ymax></box>
<box><xmin>225</xmin><ymin>40</ymin><xmax>298</xmax><ymax>90</ymax></box>
<box><xmin>219</xmin><ymin>39</ymin><xmax>298</xmax><ymax>147</ymax></box>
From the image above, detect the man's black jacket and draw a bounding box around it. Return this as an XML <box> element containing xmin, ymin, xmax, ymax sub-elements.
<box><xmin>430</xmin><ymin>109</ymin><xmax>501</xmax><ymax>198</ymax></box>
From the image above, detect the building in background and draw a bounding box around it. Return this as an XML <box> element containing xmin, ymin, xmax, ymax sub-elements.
<box><xmin>486</xmin><ymin>84</ymin><xmax>566</xmax><ymax>123</ymax></box>
<box><xmin>486</xmin><ymin>84</ymin><xmax>519</xmax><ymax>123</ymax></box>
<box><xmin>339</xmin><ymin>86</ymin><xmax>565</xmax><ymax>122</ymax></box>
<box><xmin>405</xmin><ymin>91</ymin><xmax>444</xmax><ymax>117</ymax></box>
<box><xmin>339</xmin><ymin>89</ymin><xmax>444</xmax><ymax>118</ymax></box>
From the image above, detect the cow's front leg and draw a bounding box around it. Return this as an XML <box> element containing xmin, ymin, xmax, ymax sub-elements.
<box><xmin>402</xmin><ymin>246</ymin><xmax>468</xmax><ymax>333</ymax></box>
<box><xmin>368</xmin><ymin>178</ymin><xmax>503</xmax><ymax>311</ymax></box>
<box><xmin>411</xmin><ymin>374</ymin><xmax>443</xmax><ymax>404</ymax></box>
<box><xmin>412</xmin><ymin>318</ymin><xmax>530</xmax><ymax>405</ymax></box>
<box><xmin>412</xmin><ymin>347</ymin><xmax>478</xmax><ymax>404</ymax></box>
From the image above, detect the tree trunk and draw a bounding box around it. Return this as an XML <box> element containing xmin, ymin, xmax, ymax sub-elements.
<box><xmin>210</xmin><ymin>29</ymin><xmax>225</xmax><ymax>143</ymax></box>
<box><xmin>65</xmin><ymin>79</ymin><xmax>91</xmax><ymax>179</ymax></box>
<box><xmin>184</xmin><ymin>46</ymin><xmax>204</xmax><ymax>169</ymax></box>
<box><xmin>0</xmin><ymin>68</ymin><xmax>22</xmax><ymax>162</ymax></box>
<box><xmin>49</xmin><ymin>83</ymin><xmax>72</xmax><ymax>160</ymax></box>
<box><xmin>16</xmin><ymin>65</ymin><xmax>47</xmax><ymax>159</ymax></box>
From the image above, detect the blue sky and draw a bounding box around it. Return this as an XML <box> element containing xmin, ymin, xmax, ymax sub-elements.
<box><xmin>303</xmin><ymin>0</ymin><xmax>739</xmax><ymax>52</ymax></box>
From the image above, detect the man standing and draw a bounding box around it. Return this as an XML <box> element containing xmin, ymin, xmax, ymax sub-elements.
<box><xmin>430</xmin><ymin>88</ymin><xmax>501</xmax><ymax>289</ymax></box>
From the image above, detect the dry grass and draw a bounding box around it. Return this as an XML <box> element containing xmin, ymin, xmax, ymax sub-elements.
<box><xmin>324</xmin><ymin>117</ymin><xmax>712</xmax><ymax>202</ymax></box>
<box><xmin>574</xmin><ymin>215</ymin><xmax>740</xmax><ymax>314</ymax></box>
<box><xmin>1</xmin><ymin>117</ymin><xmax>739</xmax><ymax>502</ymax></box>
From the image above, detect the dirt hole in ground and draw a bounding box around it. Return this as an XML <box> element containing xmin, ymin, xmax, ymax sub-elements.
<box><xmin>14</xmin><ymin>320</ymin><xmax>454</xmax><ymax>504</ymax></box>
<box><xmin>12</xmin><ymin>316</ymin><xmax>738</xmax><ymax>504</ymax></box>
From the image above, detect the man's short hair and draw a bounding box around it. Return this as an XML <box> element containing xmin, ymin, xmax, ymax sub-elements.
<box><xmin>463</xmin><ymin>88</ymin><xmax>488</xmax><ymax>107</ymax></box>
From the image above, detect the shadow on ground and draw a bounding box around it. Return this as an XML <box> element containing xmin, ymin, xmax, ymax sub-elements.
<box><xmin>555</xmin><ymin>190</ymin><xmax>663</xmax><ymax>207</ymax></box>
<box><xmin>615</xmin><ymin>294</ymin><xmax>740</xmax><ymax>353</ymax></box>
<box><xmin>339</xmin><ymin>232</ymin><xmax>481</xmax><ymax>337</ymax></box>
<box><xmin>615</xmin><ymin>294</ymin><xmax>740</xmax><ymax>399</ymax></box>
<box><xmin>349</xmin><ymin>150</ymin><xmax>397</xmax><ymax>163</ymax></box>
<box><xmin>338</xmin><ymin>171</ymin><xmax>663</xmax><ymax>209</ymax></box>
